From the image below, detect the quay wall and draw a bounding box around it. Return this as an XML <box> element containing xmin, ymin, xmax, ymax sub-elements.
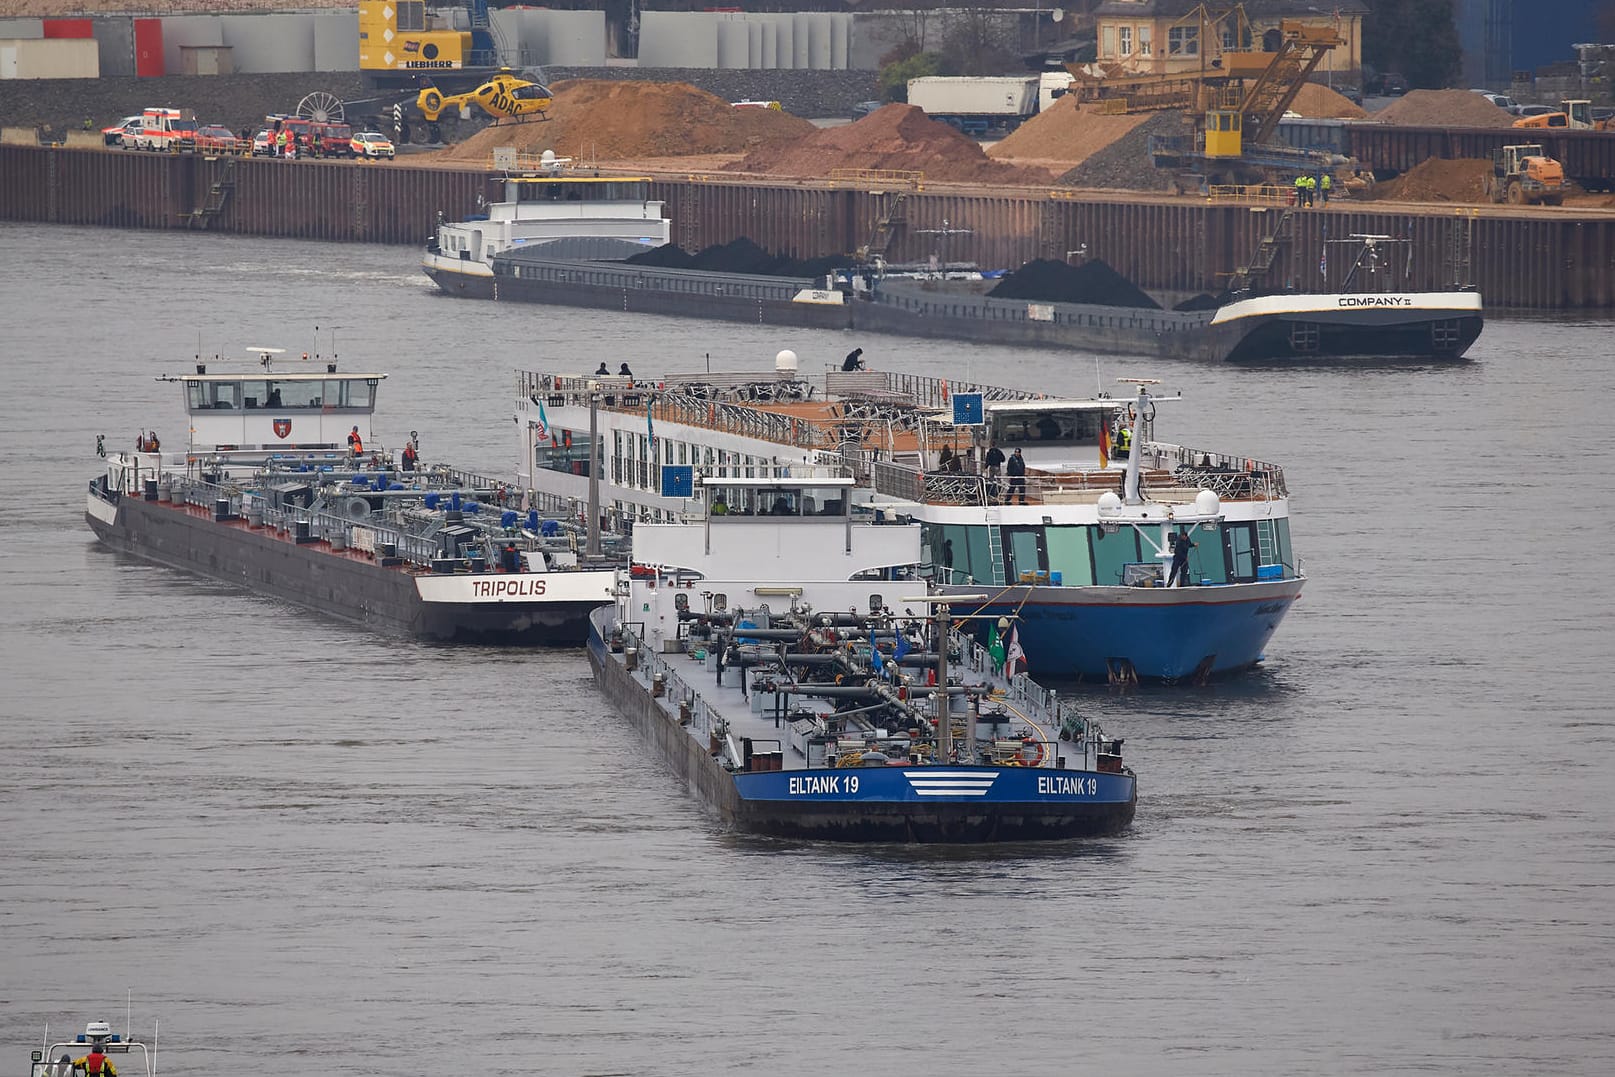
<box><xmin>4</xmin><ymin>144</ymin><xmax>1613</xmax><ymax>309</ymax></box>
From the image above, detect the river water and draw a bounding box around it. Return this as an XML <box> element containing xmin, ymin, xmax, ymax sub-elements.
<box><xmin>2</xmin><ymin>222</ymin><xmax>1612</xmax><ymax>1076</ymax></box>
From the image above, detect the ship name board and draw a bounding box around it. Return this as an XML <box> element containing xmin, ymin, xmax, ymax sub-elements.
<box><xmin>789</xmin><ymin>775</ymin><xmax>846</xmax><ymax>795</ymax></box>
<box><xmin>1038</xmin><ymin>775</ymin><xmax>1097</xmax><ymax>796</ymax></box>
<box><xmin>471</xmin><ymin>577</ymin><xmax>548</xmax><ymax>598</ymax></box>
<box><xmin>1337</xmin><ymin>295</ymin><xmax>1413</xmax><ymax>307</ymax></box>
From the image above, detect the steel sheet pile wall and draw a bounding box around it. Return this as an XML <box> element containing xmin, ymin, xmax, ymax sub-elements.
<box><xmin>4</xmin><ymin>145</ymin><xmax>1612</xmax><ymax>308</ymax></box>
<box><xmin>1346</xmin><ymin>125</ymin><xmax>1615</xmax><ymax>187</ymax></box>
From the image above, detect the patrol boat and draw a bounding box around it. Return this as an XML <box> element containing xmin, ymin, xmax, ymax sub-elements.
<box><xmin>86</xmin><ymin>350</ymin><xmax>620</xmax><ymax>643</ymax></box>
<box><xmin>519</xmin><ymin>360</ymin><xmax>1304</xmax><ymax>682</ymax></box>
<box><xmin>588</xmin><ymin>467</ymin><xmax>1136</xmax><ymax>842</ymax></box>
<box><xmin>29</xmin><ymin>1021</ymin><xmax>153</xmax><ymax>1077</ymax></box>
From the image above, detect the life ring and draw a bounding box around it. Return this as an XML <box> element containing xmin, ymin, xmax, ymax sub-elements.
<box><xmin>1015</xmin><ymin>739</ymin><xmax>1045</xmax><ymax>767</ymax></box>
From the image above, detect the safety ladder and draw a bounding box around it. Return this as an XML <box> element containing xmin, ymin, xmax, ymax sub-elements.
<box><xmin>856</xmin><ymin>190</ymin><xmax>908</xmax><ymax>263</ymax></box>
<box><xmin>984</xmin><ymin>512</ymin><xmax>1006</xmax><ymax>584</ymax></box>
<box><xmin>1228</xmin><ymin>206</ymin><xmax>1294</xmax><ymax>293</ymax></box>
<box><xmin>183</xmin><ymin>155</ymin><xmax>237</xmax><ymax>230</ymax></box>
<box><xmin>1256</xmin><ymin>519</ymin><xmax>1277</xmax><ymax>565</ymax></box>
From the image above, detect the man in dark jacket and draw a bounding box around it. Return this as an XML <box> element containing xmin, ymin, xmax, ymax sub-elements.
<box><xmin>1006</xmin><ymin>448</ymin><xmax>1027</xmax><ymax>504</ymax></box>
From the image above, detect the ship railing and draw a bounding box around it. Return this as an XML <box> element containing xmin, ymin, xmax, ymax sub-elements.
<box><xmin>825</xmin><ymin>371</ymin><xmax>1046</xmax><ymax>411</ymax></box>
<box><xmin>1145</xmin><ymin>442</ymin><xmax>1288</xmax><ymax>499</ymax></box>
<box><xmin>622</xmin><ymin>626</ymin><xmax>720</xmax><ymax>741</ymax></box>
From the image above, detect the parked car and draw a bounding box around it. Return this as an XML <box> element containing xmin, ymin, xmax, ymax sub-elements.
<box><xmin>194</xmin><ymin>125</ymin><xmax>246</xmax><ymax>155</ymax></box>
<box><xmin>350</xmin><ymin>131</ymin><xmax>395</xmax><ymax>159</ymax></box>
<box><xmin>1364</xmin><ymin>72</ymin><xmax>1409</xmax><ymax>96</ymax></box>
<box><xmin>1473</xmin><ymin>90</ymin><xmax>1519</xmax><ymax>111</ymax></box>
<box><xmin>1335</xmin><ymin>86</ymin><xmax>1364</xmax><ymax>106</ymax></box>
<box><xmin>251</xmin><ymin>130</ymin><xmax>274</xmax><ymax>156</ymax></box>
<box><xmin>851</xmin><ymin>99</ymin><xmax>883</xmax><ymax>121</ymax></box>
<box><xmin>102</xmin><ymin>115</ymin><xmax>142</xmax><ymax>147</ymax></box>
<box><xmin>1514</xmin><ymin>104</ymin><xmax>1558</xmax><ymax>118</ymax></box>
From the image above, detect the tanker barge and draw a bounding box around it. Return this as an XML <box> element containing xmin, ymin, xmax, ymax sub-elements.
<box><xmin>86</xmin><ymin>353</ymin><xmax>620</xmax><ymax>643</ymax></box>
<box><xmin>589</xmin><ymin>467</ymin><xmax>1136</xmax><ymax>842</ymax></box>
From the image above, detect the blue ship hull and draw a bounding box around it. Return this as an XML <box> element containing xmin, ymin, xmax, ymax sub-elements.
<box><xmin>969</xmin><ymin>578</ymin><xmax>1305</xmax><ymax>682</ymax></box>
<box><xmin>732</xmin><ymin>766</ymin><xmax>1136</xmax><ymax>842</ymax></box>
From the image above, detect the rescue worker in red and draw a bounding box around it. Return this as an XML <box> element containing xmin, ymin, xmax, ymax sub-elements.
<box><xmin>73</xmin><ymin>1046</ymin><xmax>116</xmax><ymax>1077</ymax></box>
<box><xmin>348</xmin><ymin>425</ymin><xmax>364</xmax><ymax>456</ymax></box>
<box><xmin>401</xmin><ymin>440</ymin><xmax>418</xmax><ymax>472</ymax></box>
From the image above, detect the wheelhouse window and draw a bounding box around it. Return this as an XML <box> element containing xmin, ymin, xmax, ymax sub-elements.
<box><xmin>990</xmin><ymin>407</ymin><xmax>1110</xmax><ymax>448</ymax></box>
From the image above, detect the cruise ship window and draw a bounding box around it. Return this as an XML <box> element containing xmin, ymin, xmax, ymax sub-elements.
<box><xmin>1046</xmin><ymin>526</ymin><xmax>1096</xmax><ymax>586</ymax></box>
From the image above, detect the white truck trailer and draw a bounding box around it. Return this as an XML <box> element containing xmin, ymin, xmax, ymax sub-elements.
<box><xmin>906</xmin><ymin>74</ymin><xmax>1074</xmax><ymax>136</ymax></box>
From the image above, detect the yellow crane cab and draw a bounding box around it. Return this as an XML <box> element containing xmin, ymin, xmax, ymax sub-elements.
<box><xmin>1205</xmin><ymin>108</ymin><xmax>1243</xmax><ymax>158</ymax></box>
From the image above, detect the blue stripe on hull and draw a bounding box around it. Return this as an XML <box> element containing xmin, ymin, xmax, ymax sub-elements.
<box><xmin>985</xmin><ymin>588</ymin><xmax>1301</xmax><ymax>681</ymax></box>
<box><xmin>734</xmin><ymin>766</ymin><xmax>1135</xmax><ymax>806</ymax></box>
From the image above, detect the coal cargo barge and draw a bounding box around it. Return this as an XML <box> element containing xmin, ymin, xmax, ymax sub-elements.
<box><xmin>86</xmin><ymin>354</ymin><xmax>619</xmax><ymax>644</ymax></box>
<box><xmin>423</xmin><ymin>165</ymin><xmax>1482</xmax><ymax>363</ymax></box>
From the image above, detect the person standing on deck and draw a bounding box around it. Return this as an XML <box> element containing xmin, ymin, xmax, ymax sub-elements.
<box><xmin>1006</xmin><ymin>448</ymin><xmax>1027</xmax><ymax>505</ymax></box>
<box><xmin>348</xmin><ymin>426</ymin><xmax>363</xmax><ymax>456</ymax></box>
<box><xmin>1167</xmin><ymin>531</ymin><xmax>1195</xmax><ymax>587</ymax></box>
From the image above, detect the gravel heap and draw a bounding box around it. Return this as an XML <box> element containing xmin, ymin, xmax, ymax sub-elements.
<box><xmin>627</xmin><ymin>238</ymin><xmax>847</xmax><ymax>277</ymax></box>
<box><xmin>987</xmin><ymin>258</ymin><xmax>1160</xmax><ymax>309</ymax></box>
<box><xmin>989</xmin><ymin>97</ymin><xmax>1152</xmax><ymax>165</ymax></box>
<box><xmin>1055</xmin><ymin>110</ymin><xmax>1191</xmax><ymax>190</ymax></box>
<box><xmin>1372</xmin><ymin>90</ymin><xmax>1516</xmax><ymax>128</ymax></box>
<box><xmin>438</xmin><ymin>80</ymin><xmax>815</xmax><ymax>161</ymax></box>
<box><xmin>1367</xmin><ymin>157</ymin><xmax>1495</xmax><ymax>203</ymax></box>
<box><xmin>728</xmin><ymin>103</ymin><xmax>1043</xmax><ymax>184</ymax></box>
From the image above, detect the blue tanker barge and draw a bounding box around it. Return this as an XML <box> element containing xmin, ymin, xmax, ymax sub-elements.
<box><xmin>587</xmin><ymin>469</ymin><xmax>1136</xmax><ymax>843</ymax></box>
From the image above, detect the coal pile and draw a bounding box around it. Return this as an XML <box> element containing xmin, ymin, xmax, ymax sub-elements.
<box><xmin>627</xmin><ymin>238</ymin><xmax>847</xmax><ymax>278</ymax></box>
<box><xmin>1173</xmin><ymin>292</ymin><xmax>1228</xmax><ymax>312</ymax></box>
<box><xmin>1056</xmin><ymin>110</ymin><xmax>1192</xmax><ymax>191</ymax></box>
<box><xmin>988</xmin><ymin>259</ymin><xmax>1160</xmax><ymax>309</ymax></box>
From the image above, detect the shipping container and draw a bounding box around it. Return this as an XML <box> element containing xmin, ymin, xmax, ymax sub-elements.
<box><xmin>0</xmin><ymin>37</ymin><xmax>99</xmax><ymax>79</ymax></box>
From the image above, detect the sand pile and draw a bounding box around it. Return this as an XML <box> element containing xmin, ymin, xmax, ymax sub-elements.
<box><xmin>989</xmin><ymin>97</ymin><xmax>1153</xmax><ymax>165</ymax></box>
<box><xmin>1373</xmin><ymin>90</ymin><xmax>1516</xmax><ymax>128</ymax></box>
<box><xmin>1057</xmin><ymin>110</ymin><xmax>1192</xmax><ymax>191</ymax></box>
<box><xmin>1368</xmin><ymin>157</ymin><xmax>1494</xmax><ymax>203</ymax></box>
<box><xmin>438</xmin><ymin>80</ymin><xmax>815</xmax><ymax>162</ymax></box>
<box><xmin>1289</xmin><ymin>83</ymin><xmax>1367</xmax><ymax>120</ymax></box>
<box><xmin>988</xmin><ymin>259</ymin><xmax>1159</xmax><ymax>309</ymax></box>
<box><xmin>728</xmin><ymin>104</ymin><xmax>1041</xmax><ymax>184</ymax></box>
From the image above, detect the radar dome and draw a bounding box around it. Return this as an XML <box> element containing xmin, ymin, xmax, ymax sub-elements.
<box><xmin>1097</xmin><ymin>491</ymin><xmax>1122</xmax><ymax>514</ymax></box>
<box><xmin>774</xmin><ymin>349</ymin><xmax>799</xmax><ymax>374</ymax></box>
<box><xmin>1194</xmin><ymin>489</ymin><xmax>1221</xmax><ymax>517</ymax></box>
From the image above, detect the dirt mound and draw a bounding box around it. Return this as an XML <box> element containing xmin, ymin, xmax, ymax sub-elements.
<box><xmin>1367</xmin><ymin>157</ymin><xmax>1493</xmax><ymax>203</ymax></box>
<box><xmin>988</xmin><ymin>258</ymin><xmax>1159</xmax><ymax>309</ymax></box>
<box><xmin>1373</xmin><ymin>89</ymin><xmax>1516</xmax><ymax>128</ymax></box>
<box><xmin>438</xmin><ymin>80</ymin><xmax>815</xmax><ymax>162</ymax></box>
<box><xmin>728</xmin><ymin>103</ymin><xmax>1040</xmax><ymax>184</ymax></box>
<box><xmin>627</xmin><ymin>238</ymin><xmax>847</xmax><ymax>277</ymax></box>
<box><xmin>1290</xmin><ymin>83</ymin><xmax>1367</xmax><ymax>120</ymax></box>
<box><xmin>1056</xmin><ymin>110</ymin><xmax>1191</xmax><ymax>191</ymax></box>
<box><xmin>989</xmin><ymin>97</ymin><xmax>1153</xmax><ymax>164</ymax></box>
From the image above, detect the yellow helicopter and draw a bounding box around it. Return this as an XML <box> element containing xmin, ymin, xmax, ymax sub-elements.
<box><xmin>415</xmin><ymin>72</ymin><xmax>553</xmax><ymax>124</ymax></box>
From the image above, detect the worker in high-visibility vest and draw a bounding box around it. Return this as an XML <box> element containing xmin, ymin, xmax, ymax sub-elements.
<box><xmin>1293</xmin><ymin>173</ymin><xmax>1308</xmax><ymax>207</ymax></box>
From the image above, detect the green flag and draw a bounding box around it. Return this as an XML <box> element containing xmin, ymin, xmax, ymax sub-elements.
<box><xmin>987</xmin><ymin>622</ymin><xmax>1007</xmax><ymax>672</ymax></box>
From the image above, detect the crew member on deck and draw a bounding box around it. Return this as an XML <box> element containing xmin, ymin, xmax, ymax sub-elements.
<box><xmin>842</xmin><ymin>347</ymin><xmax>865</xmax><ymax>371</ymax></box>
<box><xmin>1167</xmin><ymin>531</ymin><xmax>1196</xmax><ymax>587</ymax></box>
<box><xmin>401</xmin><ymin>440</ymin><xmax>418</xmax><ymax>472</ymax></box>
<box><xmin>1006</xmin><ymin>448</ymin><xmax>1027</xmax><ymax>505</ymax></box>
<box><xmin>595</xmin><ymin>362</ymin><xmax>610</xmax><ymax>376</ymax></box>
<box><xmin>1114</xmin><ymin>424</ymin><xmax>1132</xmax><ymax>459</ymax></box>
<box><xmin>348</xmin><ymin>426</ymin><xmax>363</xmax><ymax>456</ymax></box>
<box><xmin>72</xmin><ymin>1045</ymin><xmax>116</xmax><ymax>1077</ymax></box>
